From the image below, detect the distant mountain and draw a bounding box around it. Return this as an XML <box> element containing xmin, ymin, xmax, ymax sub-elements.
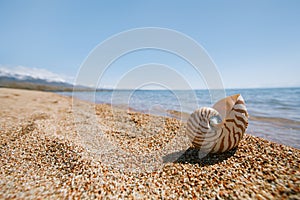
<box><xmin>0</xmin><ymin>66</ymin><xmax>84</xmax><ymax>91</ymax></box>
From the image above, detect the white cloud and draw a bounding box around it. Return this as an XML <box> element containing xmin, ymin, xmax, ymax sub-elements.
<box><xmin>0</xmin><ymin>65</ymin><xmax>73</xmax><ymax>83</ymax></box>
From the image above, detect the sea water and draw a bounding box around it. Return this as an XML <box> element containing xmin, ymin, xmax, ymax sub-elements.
<box><xmin>58</xmin><ymin>87</ymin><xmax>300</xmax><ymax>149</ymax></box>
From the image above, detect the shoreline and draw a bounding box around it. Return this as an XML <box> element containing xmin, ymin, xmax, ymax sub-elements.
<box><xmin>64</xmin><ymin>90</ymin><xmax>300</xmax><ymax>149</ymax></box>
<box><xmin>0</xmin><ymin>88</ymin><xmax>299</xmax><ymax>199</ymax></box>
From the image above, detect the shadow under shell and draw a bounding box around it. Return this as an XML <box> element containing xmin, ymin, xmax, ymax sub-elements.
<box><xmin>163</xmin><ymin>147</ymin><xmax>237</xmax><ymax>166</ymax></box>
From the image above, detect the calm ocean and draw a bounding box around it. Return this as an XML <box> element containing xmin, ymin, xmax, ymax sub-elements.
<box><xmin>58</xmin><ymin>87</ymin><xmax>300</xmax><ymax>149</ymax></box>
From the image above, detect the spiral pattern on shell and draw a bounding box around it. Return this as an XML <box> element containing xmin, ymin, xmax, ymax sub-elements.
<box><xmin>186</xmin><ymin>94</ymin><xmax>248</xmax><ymax>153</ymax></box>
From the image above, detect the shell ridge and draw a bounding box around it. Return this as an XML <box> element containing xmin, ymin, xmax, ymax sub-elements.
<box><xmin>234</xmin><ymin>115</ymin><xmax>248</xmax><ymax>130</ymax></box>
<box><xmin>232</xmin><ymin>126</ymin><xmax>242</xmax><ymax>141</ymax></box>
<box><xmin>217</xmin><ymin>135</ymin><xmax>226</xmax><ymax>153</ymax></box>
<box><xmin>226</xmin><ymin>118</ymin><xmax>245</xmax><ymax>134</ymax></box>
<box><xmin>191</xmin><ymin>110</ymin><xmax>209</xmax><ymax>130</ymax></box>
<box><xmin>231</xmin><ymin>130</ymin><xmax>237</xmax><ymax>150</ymax></box>
<box><xmin>188</xmin><ymin>118</ymin><xmax>209</xmax><ymax>134</ymax></box>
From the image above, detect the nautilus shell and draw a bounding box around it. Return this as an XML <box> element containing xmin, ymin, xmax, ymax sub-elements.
<box><xmin>186</xmin><ymin>94</ymin><xmax>248</xmax><ymax>153</ymax></box>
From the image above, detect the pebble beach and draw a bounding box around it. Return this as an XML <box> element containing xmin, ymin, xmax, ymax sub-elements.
<box><xmin>0</xmin><ymin>88</ymin><xmax>299</xmax><ymax>199</ymax></box>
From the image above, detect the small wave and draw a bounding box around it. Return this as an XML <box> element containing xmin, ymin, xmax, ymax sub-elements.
<box><xmin>250</xmin><ymin>115</ymin><xmax>300</xmax><ymax>130</ymax></box>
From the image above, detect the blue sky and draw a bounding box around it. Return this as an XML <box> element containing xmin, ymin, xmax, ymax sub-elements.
<box><xmin>0</xmin><ymin>0</ymin><xmax>299</xmax><ymax>89</ymax></box>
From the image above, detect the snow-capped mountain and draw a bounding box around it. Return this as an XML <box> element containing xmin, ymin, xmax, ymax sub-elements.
<box><xmin>0</xmin><ymin>66</ymin><xmax>70</xmax><ymax>83</ymax></box>
<box><xmin>0</xmin><ymin>66</ymin><xmax>75</xmax><ymax>91</ymax></box>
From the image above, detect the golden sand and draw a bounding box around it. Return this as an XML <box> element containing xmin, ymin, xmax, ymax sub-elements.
<box><xmin>0</xmin><ymin>88</ymin><xmax>299</xmax><ymax>199</ymax></box>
